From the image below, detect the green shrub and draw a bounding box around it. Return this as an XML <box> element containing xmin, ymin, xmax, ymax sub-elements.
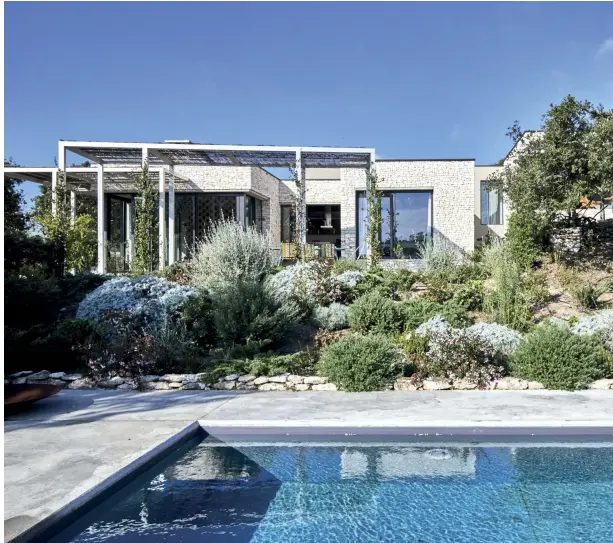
<box><xmin>331</xmin><ymin>259</ymin><xmax>363</xmax><ymax>275</ymax></box>
<box><xmin>180</xmin><ymin>292</ymin><xmax>216</xmax><ymax>349</ymax></box>
<box><xmin>403</xmin><ymin>299</ymin><xmax>472</xmax><ymax>330</ymax></box>
<box><xmin>511</xmin><ymin>323</ymin><xmax>612</xmax><ymax>390</ymax></box>
<box><xmin>421</xmin><ymin>329</ymin><xmax>508</xmax><ymax>388</ymax></box>
<box><xmin>452</xmin><ymin>280</ymin><xmax>484</xmax><ymax>311</ymax></box>
<box><xmin>568</xmin><ymin>280</ymin><xmax>607</xmax><ymax>310</ymax></box>
<box><xmin>348</xmin><ymin>291</ymin><xmax>405</xmax><ymax>334</ymax></box>
<box><xmin>523</xmin><ymin>269</ymin><xmax>550</xmax><ymax>304</ymax></box>
<box><xmin>312</xmin><ymin>303</ymin><xmax>349</xmax><ymax>331</ymax></box>
<box><xmin>317</xmin><ymin>334</ymin><xmax>402</xmax><ymax>391</ymax></box>
<box><xmin>483</xmin><ymin>246</ymin><xmax>531</xmax><ymax>331</ymax></box>
<box><xmin>355</xmin><ymin>268</ymin><xmax>417</xmax><ymax>300</ymax></box>
<box><xmin>211</xmin><ymin>279</ymin><xmax>302</xmax><ymax>349</ymax></box>
<box><xmin>505</xmin><ymin>213</ymin><xmax>548</xmax><ymax>269</ymax></box>
<box><xmin>397</xmin><ymin>331</ymin><xmax>430</xmax><ymax>376</ymax></box>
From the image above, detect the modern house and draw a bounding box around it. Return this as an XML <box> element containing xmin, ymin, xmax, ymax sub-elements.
<box><xmin>4</xmin><ymin>139</ymin><xmax>509</xmax><ymax>274</ymax></box>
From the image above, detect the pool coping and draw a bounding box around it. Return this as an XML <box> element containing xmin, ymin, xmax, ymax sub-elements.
<box><xmin>8</xmin><ymin>422</ymin><xmax>204</xmax><ymax>543</ymax></box>
<box><xmin>9</xmin><ymin>421</ymin><xmax>613</xmax><ymax>542</ymax></box>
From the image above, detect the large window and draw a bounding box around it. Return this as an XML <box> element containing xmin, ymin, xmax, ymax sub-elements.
<box><xmin>480</xmin><ymin>182</ymin><xmax>503</xmax><ymax>225</ymax></box>
<box><xmin>245</xmin><ymin>195</ymin><xmax>263</xmax><ymax>232</ymax></box>
<box><xmin>281</xmin><ymin>205</ymin><xmax>296</xmax><ymax>243</ymax></box>
<box><xmin>357</xmin><ymin>191</ymin><xmax>432</xmax><ymax>258</ymax></box>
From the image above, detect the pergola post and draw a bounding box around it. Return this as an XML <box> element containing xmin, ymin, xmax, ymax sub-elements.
<box><xmin>296</xmin><ymin>150</ymin><xmax>306</xmax><ymax>251</ymax></box>
<box><xmin>168</xmin><ymin>165</ymin><xmax>175</xmax><ymax>265</ymax></box>
<box><xmin>365</xmin><ymin>151</ymin><xmax>376</xmax><ymax>259</ymax></box>
<box><xmin>51</xmin><ymin>170</ymin><xmax>58</xmax><ymax>215</ymax></box>
<box><xmin>70</xmin><ymin>190</ymin><xmax>76</xmax><ymax>225</ymax></box>
<box><xmin>126</xmin><ymin>199</ymin><xmax>133</xmax><ymax>264</ymax></box>
<box><xmin>97</xmin><ymin>163</ymin><xmax>106</xmax><ymax>274</ymax></box>
<box><xmin>158</xmin><ymin>168</ymin><xmax>166</xmax><ymax>270</ymax></box>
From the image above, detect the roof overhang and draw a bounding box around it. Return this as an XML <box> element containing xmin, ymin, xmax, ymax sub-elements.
<box><xmin>62</xmin><ymin>141</ymin><xmax>375</xmax><ymax>168</ymax></box>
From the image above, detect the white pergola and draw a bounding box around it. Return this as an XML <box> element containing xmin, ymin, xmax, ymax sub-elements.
<box><xmin>8</xmin><ymin>140</ymin><xmax>376</xmax><ymax>273</ymax></box>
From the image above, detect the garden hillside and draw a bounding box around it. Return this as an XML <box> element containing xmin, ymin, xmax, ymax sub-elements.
<box><xmin>4</xmin><ymin>95</ymin><xmax>613</xmax><ymax>392</ymax></box>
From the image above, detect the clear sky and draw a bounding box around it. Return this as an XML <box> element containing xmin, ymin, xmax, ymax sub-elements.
<box><xmin>4</xmin><ymin>2</ymin><xmax>613</xmax><ymax>204</ymax></box>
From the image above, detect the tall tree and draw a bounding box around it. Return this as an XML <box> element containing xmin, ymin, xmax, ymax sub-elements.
<box><xmin>491</xmin><ymin>96</ymin><xmax>613</xmax><ymax>229</ymax></box>
<box><xmin>4</xmin><ymin>158</ymin><xmax>28</xmax><ymax>234</ymax></box>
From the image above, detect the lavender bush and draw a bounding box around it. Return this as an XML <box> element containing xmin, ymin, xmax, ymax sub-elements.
<box><xmin>466</xmin><ymin>322</ymin><xmax>523</xmax><ymax>356</ymax></box>
<box><xmin>312</xmin><ymin>303</ymin><xmax>349</xmax><ymax>331</ymax></box>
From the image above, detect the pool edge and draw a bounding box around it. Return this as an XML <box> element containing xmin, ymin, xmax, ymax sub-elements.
<box><xmin>7</xmin><ymin>421</ymin><xmax>205</xmax><ymax>543</ymax></box>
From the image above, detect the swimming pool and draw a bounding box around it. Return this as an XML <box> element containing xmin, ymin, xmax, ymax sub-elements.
<box><xmin>51</xmin><ymin>433</ymin><xmax>613</xmax><ymax>543</ymax></box>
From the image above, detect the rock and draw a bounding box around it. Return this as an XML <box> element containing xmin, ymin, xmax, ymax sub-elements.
<box><xmin>154</xmin><ymin>382</ymin><xmax>171</xmax><ymax>391</ymax></box>
<box><xmin>168</xmin><ymin>382</ymin><xmax>183</xmax><ymax>389</ymax></box>
<box><xmin>253</xmin><ymin>376</ymin><xmax>269</xmax><ymax>385</ymax></box>
<box><xmin>224</xmin><ymin>374</ymin><xmax>240</xmax><ymax>382</ymax></box>
<box><xmin>269</xmin><ymin>375</ymin><xmax>288</xmax><ymax>383</ymax></box>
<box><xmin>494</xmin><ymin>377</ymin><xmax>529</xmax><ymax>390</ymax></box>
<box><xmin>98</xmin><ymin>377</ymin><xmax>125</xmax><ymax>388</ymax></box>
<box><xmin>49</xmin><ymin>372</ymin><xmax>66</xmax><ymax>379</ymax></box>
<box><xmin>199</xmin><ymin>383</ymin><xmax>208</xmax><ymax>390</ymax></box>
<box><xmin>304</xmin><ymin>376</ymin><xmax>327</xmax><ymax>385</ymax></box>
<box><xmin>238</xmin><ymin>374</ymin><xmax>256</xmax><ymax>383</ymax></box>
<box><xmin>62</xmin><ymin>373</ymin><xmax>83</xmax><ymax>381</ymax></box>
<box><xmin>258</xmin><ymin>382</ymin><xmax>286</xmax><ymax>391</ymax></box>
<box><xmin>140</xmin><ymin>382</ymin><xmax>157</xmax><ymax>391</ymax></box>
<box><xmin>26</xmin><ymin>370</ymin><xmax>50</xmax><ymax>381</ymax></box>
<box><xmin>41</xmin><ymin>379</ymin><xmax>67</xmax><ymax>387</ymax></box>
<box><xmin>182</xmin><ymin>382</ymin><xmax>200</xmax><ymax>390</ymax></box>
<box><xmin>160</xmin><ymin>374</ymin><xmax>197</xmax><ymax>383</ymax></box>
<box><xmin>394</xmin><ymin>377</ymin><xmax>419</xmax><ymax>391</ymax></box>
<box><xmin>293</xmin><ymin>384</ymin><xmax>311</xmax><ymax>391</ymax></box>
<box><xmin>422</xmin><ymin>379</ymin><xmax>452</xmax><ymax>391</ymax></box>
<box><xmin>287</xmin><ymin>375</ymin><xmax>304</xmax><ymax>384</ymax></box>
<box><xmin>212</xmin><ymin>381</ymin><xmax>236</xmax><ymax>390</ymax></box>
<box><xmin>243</xmin><ymin>384</ymin><xmax>257</xmax><ymax>390</ymax></box>
<box><xmin>527</xmin><ymin>381</ymin><xmax>546</xmax><ymax>390</ymax></box>
<box><xmin>117</xmin><ymin>383</ymin><xmax>138</xmax><ymax>391</ymax></box>
<box><xmin>589</xmin><ymin>379</ymin><xmax>613</xmax><ymax>390</ymax></box>
<box><xmin>312</xmin><ymin>383</ymin><xmax>338</xmax><ymax>391</ymax></box>
<box><xmin>141</xmin><ymin>375</ymin><xmax>160</xmax><ymax>383</ymax></box>
<box><xmin>12</xmin><ymin>377</ymin><xmax>27</xmax><ymax>384</ymax></box>
<box><xmin>68</xmin><ymin>377</ymin><xmax>96</xmax><ymax>390</ymax></box>
<box><xmin>453</xmin><ymin>379</ymin><xmax>478</xmax><ymax>390</ymax></box>
<box><xmin>10</xmin><ymin>371</ymin><xmax>33</xmax><ymax>378</ymax></box>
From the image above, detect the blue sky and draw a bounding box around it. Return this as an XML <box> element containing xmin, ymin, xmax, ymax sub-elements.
<box><xmin>5</xmin><ymin>2</ymin><xmax>613</xmax><ymax>204</ymax></box>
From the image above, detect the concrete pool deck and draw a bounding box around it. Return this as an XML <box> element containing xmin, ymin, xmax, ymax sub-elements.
<box><xmin>4</xmin><ymin>389</ymin><xmax>613</xmax><ymax>541</ymax></box>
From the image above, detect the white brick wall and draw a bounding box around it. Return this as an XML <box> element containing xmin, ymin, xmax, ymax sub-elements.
<box><xmin>340</xmin><ymin>160</ymin><xmax>475</xmax><ymax>257</ymax></box>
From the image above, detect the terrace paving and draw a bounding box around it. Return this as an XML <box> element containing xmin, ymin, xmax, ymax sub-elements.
<box><xmin>4</xmin><ymin>389</ymin><xmax>613</xmax><ymax>541</ymax></box>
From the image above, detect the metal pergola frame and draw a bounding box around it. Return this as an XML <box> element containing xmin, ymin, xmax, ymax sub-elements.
<box><xmin>7</xmin><ymin>140</ymin><xmax>376</xmax><ymax>274</ymax></box>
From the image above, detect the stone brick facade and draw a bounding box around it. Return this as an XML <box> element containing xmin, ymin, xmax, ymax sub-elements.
<box><xmin>339</xmin><ymin>160</ymin><xmax>475</xmax><ymax>257</ymax></box>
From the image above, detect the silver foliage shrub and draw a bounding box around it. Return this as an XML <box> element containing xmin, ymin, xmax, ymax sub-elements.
<box><xmin>415</xmin><ymin>315</ymin><xmax>451</xmax><ymax>336</ymax></box>
<box><xmin>571</xmin><ymin>310</ymin><xmax>613</xmax><ymax>352</ymax></box>
<box><xmin>334</xmin><ymin>270</ymin><xmax>364</xmax><ymax>289</ymax></box>
<box><xmin>190</xmin><ymin>220</ymin><xmax>277</xmax><ymax>292</ymax></box>
<box><xmin>76</xmin><ymin>276</ymin><xmax>195</xmax><ymax>327</ymax></box>
<box><xmin>466</xmin><ymin>322</ymin><xmax>523</xmax><ymax>356</ymax></box>
<box><xmin>312</xmin><ymin>303</ymin><xmax>349</xmax><ymax>331</ymax></box>
<box><xmin>418</xmin><ymin>232</ymin><xmax>464</xmax><ymax>275</ymax></box>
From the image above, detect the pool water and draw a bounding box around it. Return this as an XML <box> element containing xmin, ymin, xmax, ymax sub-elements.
<box><xmin>60</xmin><ymin>437</ymin><xmax>613</xmax><ymax>542</ymax></box>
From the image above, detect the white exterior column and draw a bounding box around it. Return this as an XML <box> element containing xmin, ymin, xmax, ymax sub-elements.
<box><xmin>126</xmin><ymin>200</ymin><xmax>133</xmax><ymax>263</ymax></box>
<box><xmin>70</xmin><ymin>190</ymin><xmax>76</xmax><ymax>225</ymax></box>
<box><xmin>366</xmin><ymin>151</ymin><xmax>376</xmax><ymax>259</ymax></box>
<box><xmin>158</xmin><ymin>168</ymin><xmax>166</xmax><ymax>270</ymax></box>
<box><xmin>296</xmin><ymin>150</ymin><xmax>306</xmax><ymax>248</ymax></box>
<box><xmin>168</xmin><ymin>165</ymin><xmax>175</xmax><ymax>265</ymax></box>
<box><xmin>97</xmin><ymin>163</ymin><xmax>106</xmax><ymax>274</ymax></box>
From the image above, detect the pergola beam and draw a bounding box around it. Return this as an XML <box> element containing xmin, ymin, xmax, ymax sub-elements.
<box><xmin>71</xmin><ymin>147</ymin><xmax>103</xmax><ymax>165</ymax></box>
<box><xmin>223</xmin><ymin>150</ymin><xmax>240</xmax><ymax>165</ymax></box>
<box><xmin>149</xmin><ymin>149</ymin><xmax>174</xmax><ymax>165</ymax></box>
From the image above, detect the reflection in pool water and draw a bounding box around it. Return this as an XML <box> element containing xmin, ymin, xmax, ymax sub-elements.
<box><xmin>61</xmin><ymin>439</ymin><xmax>613</xmax><ymax>542</ymax></box>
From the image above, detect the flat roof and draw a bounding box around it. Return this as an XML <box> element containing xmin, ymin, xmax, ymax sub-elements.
<box><xmin>62</xmin><ymin>141</ymin><xmax>375</xmax><ymax>168</ymax></box>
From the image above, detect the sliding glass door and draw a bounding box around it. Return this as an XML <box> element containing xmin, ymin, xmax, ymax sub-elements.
<box><xmin>357</xmin><ymin>191</ymin><xmax>432</xmax><ymax>258</ymax></box>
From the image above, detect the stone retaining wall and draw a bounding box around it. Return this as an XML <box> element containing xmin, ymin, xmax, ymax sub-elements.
<box><xmin>552</xmin><ymin>219</ymin><xmax>613</xmax><ymax>256</ymax></box>
<box><xmin>6</xmin><ymin>371</ymin><xmax>612</xmax><ymax>391</ymax></box>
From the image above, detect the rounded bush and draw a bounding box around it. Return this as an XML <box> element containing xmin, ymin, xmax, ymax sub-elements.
<box><xmin>511</xmin><ymin>323</ymin><xmax>612</xmax><ymax>390</ymax></box>
<box><xmin>312</xmin><ymin>303</ymin><xmax>349</xmax><ymax>331</ymax></box>
<box><xmin>466</xmin><ymin>322</ymin><xmax>522</xmax><ymax>356</ymax></box>
<box><xmin>317</xmin><ymin>334</ymin><xmax>402</xmax><ymax>391</ymax></box>
<box><xmin>348</xmin><ymin>291</ymin><xmax>405</xmax><ymax>334</ymax></box>
<box><xmin>76</xmin><ymin>276</ymin><xmax>195</xmax><ymax>327</ymax></box>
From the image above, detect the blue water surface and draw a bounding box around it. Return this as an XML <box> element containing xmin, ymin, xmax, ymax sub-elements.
<box><xmin>65</xmin><ymin>439</ymin><xmax>613</xmax><ymax>543</ymax></box>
